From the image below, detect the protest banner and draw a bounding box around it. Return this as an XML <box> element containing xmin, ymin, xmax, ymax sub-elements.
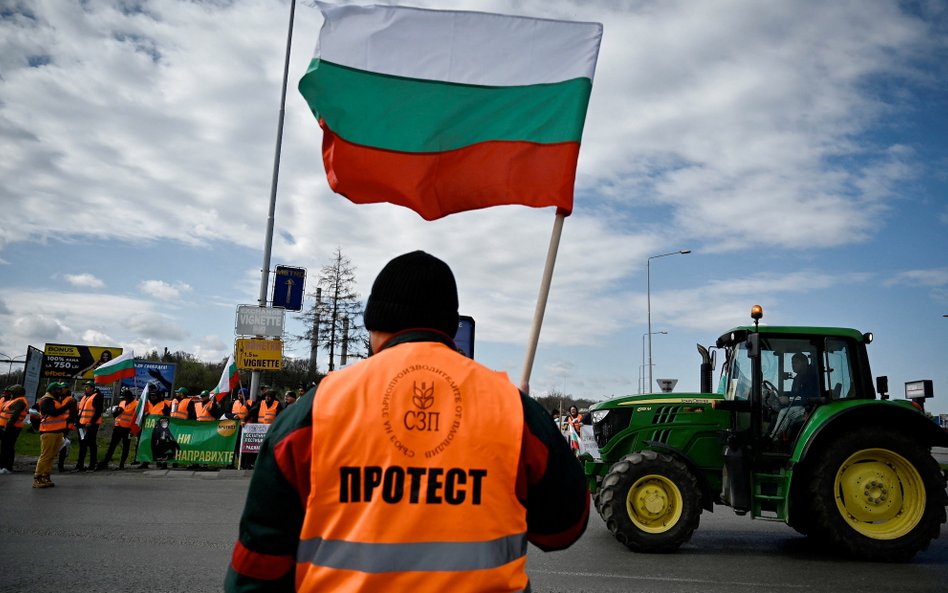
<box><xmin>239</xmin><ymin>423</ymin><xmax>270</xmax><ymax>454</ymax></box>
<box><xmin>136</xmin><ymin>415</ymin><xmax>240</xmax><ymax>467</ymax></box>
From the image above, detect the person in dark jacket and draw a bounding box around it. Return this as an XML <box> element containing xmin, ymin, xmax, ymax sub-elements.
<box><xmin>97</xmin><ymin>388</ymin><xmax>136</xmax><ymax>471</ymax></box>
<box><xmin>74</xmin><ymin>380</ymin><xmax>103</xmax><ymax>472</ymax></box>
<box><xmin>0</xmin><ymin>384</ymin><xmax>29</xmax><ymax>473</ymax></box>
<box><xmin>226</xmin><ymin>251</ymin><xmax>589</xmax><ymax>592</ymax></box>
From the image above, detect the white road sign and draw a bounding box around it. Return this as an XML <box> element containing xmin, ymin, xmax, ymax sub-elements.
<box><xmin>235</xmin><ymin>305</ymin><xmax>285</xmax><ymax>338</ymax></box>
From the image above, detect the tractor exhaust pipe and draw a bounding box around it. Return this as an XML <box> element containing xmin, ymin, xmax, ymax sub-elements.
<box><xmin>697</xmin><ymin>344</ymin><xmax>713</xmax><ymax>393</ymax></box>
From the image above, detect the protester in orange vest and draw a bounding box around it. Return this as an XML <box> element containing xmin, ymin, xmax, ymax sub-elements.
<box><xmin>34</xmin><ymin>382</ymin><xmax>72</xmax><ymax>488</ymax></box>
<box><xmin>74</xmin><ymin>380</ymin><xmax>103</xmax><ymax>472</ymax></box>
<box><xmin>228</xmin><ymin>388</ymin><xmax>250</xmax><ymax>426</ymax></box>
<box><xmin>196</xmin><ymin>390</ymin><xmax>220</xmax><ymax>421</ymax></box>
<box><xmin>144</xmin><ymin>387</ymin><xmax>171</xmax><ymax>417</ymax></box>
<box><xmin>170</xmin><ymin>387</ymin><xmax>196</xmax><ymax>420</ymax></box>
<box><xmin>249</xmin><ymin>390</ymin><xmax>282</xmax><ymax>425</ymax></box>
<box><xmin>226</xmin><ymin>251</ymin><xmax>589</xmax><ymax>592</ymax></box>
<box><xmin>0</xmin><ymin>384</ymin><xmax>29</xmax><ymax>474</ymax></box>
<box><xmin>96</xmin><ymin>388</ymin><xmax>138</xmax><ymax>471</ymax></box>
<box><xmin>56</xmin><ymin>385</ymin><xmax>79</xmax><ymax>473</ymax></box>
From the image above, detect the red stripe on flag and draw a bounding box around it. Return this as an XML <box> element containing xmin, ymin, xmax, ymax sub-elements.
<box><xmin>320</xmin><ymin>122</ymin><xmax>579</xmax><ymax>221</ymax></box>
<box><xmin>94</xmin><ymin>367</ymin><xmax>136</xmax><ymax>385</ymax></box>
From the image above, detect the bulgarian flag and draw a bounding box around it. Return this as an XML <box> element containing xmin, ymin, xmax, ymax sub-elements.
<box><xmin>212</xmin><ymin>353</ymin><xmax>240</xmax><ymax>403</ymax></box>
<box><xmin>299</xmin><ymin>3</ymin><xmax>603</xmax><ymax>221</ymax></box>
<box><xmin>132</xmin><ymin>382</ymin><xmax>150</xmax><ymax>437</ymax></box>
<box><xmin>568</xmin><ymin>423</ymin><xmax>581</xmax><ymax>452</ymax></box>
<box><xmin>93</xmin><ymin>351</ymin><xmax>136</xmax><ymax>384</ymax></box>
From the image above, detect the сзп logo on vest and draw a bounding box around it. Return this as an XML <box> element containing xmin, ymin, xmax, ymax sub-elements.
<box><xmin>405</xmin><ymin>381</ymin><xmax>438</xmax><ymax>431</ymax></box>
<box><xmin>381</xmin><ymin>365</ymin><xmax>463</xmax><ymax>459</ymax></box>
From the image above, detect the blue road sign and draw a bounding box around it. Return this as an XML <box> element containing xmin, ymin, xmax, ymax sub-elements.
<box><xmin>273</xmin><ymin>265</ymin><xmax>306</xmax><ymax>311</ymax></box>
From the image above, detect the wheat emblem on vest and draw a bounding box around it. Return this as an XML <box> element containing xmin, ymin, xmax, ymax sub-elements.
<box><xmin>412</xmin><ymin>381</ymin><xmax>435</xmax><ymax>410</ymax></box>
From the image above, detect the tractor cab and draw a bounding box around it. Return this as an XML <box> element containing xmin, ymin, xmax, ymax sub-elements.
<box><xmin>713</xmin><ymin>307</ymin><xmax>876</xmax><ymax>457</ymax></box>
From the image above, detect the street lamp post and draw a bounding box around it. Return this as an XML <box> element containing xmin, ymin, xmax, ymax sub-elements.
<box><xmin>0</xmin><ymin>353</ymin><xmax>26</xmax><ymax>377</ymax></box>
<box><xmin>640</xmin><ymin>331</ymin><xmax>667</xmax><ymax>393</ymax></box>
<box><xmin>647</xmin><ymin>249</ymin><xmax>691</xmax><ymax>393</ymax></box>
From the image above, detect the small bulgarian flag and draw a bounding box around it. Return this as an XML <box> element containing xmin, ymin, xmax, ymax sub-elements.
<box><xmin>93</xmin><ymin>351</ymin><xmax>136</xmax><ymax>384</ymax></box>
<box><xmin>212</xmin><ymin>353</ymin><xmax>240</xmax><ymax>403</ymax></box>
<box><xmin>298</xmin><ymin>3</ymin><xmax>602</xmax><ymax>221</ymax></box>
<box><xmin>131</xmin><ymin>382</ymin><xmax>149</xmax><ymax>437</ymax></box>
<box><xmin>568</xmin><ymin>424</ymin><xmax>581</xmax><ymax>452</ymax></box>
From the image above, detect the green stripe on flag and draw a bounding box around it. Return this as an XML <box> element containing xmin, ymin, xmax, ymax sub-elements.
<box><xmin>299</xmin><ymin>60</ymin><xmax>592</xmax><ymax>153</ymax></box>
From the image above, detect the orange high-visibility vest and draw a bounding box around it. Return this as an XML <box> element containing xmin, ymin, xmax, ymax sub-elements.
<box><xmin>258</xmin><ymin>399</ymin><xmax>279</xmax><ymax>424</ymax></box>
<box><xmin>171</xmin><ymin>398</ymin><xmax>192</xmax><ymax>420</ymax></box>
<box><xmin>146</xmin><ymin>399</ymin><xmax>170</xmax><ymax>416</ymax></box>
<box><xmin>39</xmin><ymin>395</ymin><xmax>71</xmax><ymax>433</ymax></box>
<box><xmin>295</xmin><ymin>341</ymin><xmax>528</xmax><ymax>593</ymax></box>
<box><xmin>196</xmin><ymin>401</ymin><xmax>216</xmax><ymax>421</ymax></box>
<box><xmin>0</xmin><ymin>396</ymin><xmax>28</xmax><ymax>429</ymax></box>
<box><xmin>115</xmin><ymin>399</ymin><xmax>139</xmax><ymax>429</ymax></box>
<box><xmin>78</xmin><ymin>391</ymin><xmax>103</xmax><ymax>425</ymax></box>
<box><xmin>230</xmin><ymin>400</ymin><xmax>248</xmax><ymax>425</ymax></box>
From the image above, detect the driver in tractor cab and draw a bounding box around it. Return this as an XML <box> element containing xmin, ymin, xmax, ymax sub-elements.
<box><xmin>768</xmin><ymin>352</ymin><xmax>820</xmax><ymax>443</ymax></box>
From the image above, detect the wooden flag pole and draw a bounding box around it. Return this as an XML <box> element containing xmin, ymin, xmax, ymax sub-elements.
<box><xmin>519</xmin><ymin>211</ymin><xmax>566</xmax><ymax>393</ymax></box>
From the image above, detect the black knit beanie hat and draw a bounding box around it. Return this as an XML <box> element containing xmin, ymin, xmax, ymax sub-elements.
<box><xmin>363</xmin><ymin>251</ymin><xmax>459</xmax><ymax>338</ymax></box>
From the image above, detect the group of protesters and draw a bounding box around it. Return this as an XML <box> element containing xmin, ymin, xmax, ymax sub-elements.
<box><xmin>0</xmin><ymin>379</ymin><xmax>305</xmax><ymax>488</ymax></box>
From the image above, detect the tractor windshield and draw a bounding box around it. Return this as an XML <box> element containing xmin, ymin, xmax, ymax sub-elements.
<box><xmin>723</xmin><ymin>337</ymin><xmax>824</xmax><ymax>402</ymax></box>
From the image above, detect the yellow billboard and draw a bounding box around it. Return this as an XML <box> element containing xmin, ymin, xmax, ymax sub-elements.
<box><xmin>41</xmin><ymin>343</ymin><xmax>124</xmax><ymax>379</ymax></box>
<box><xmin>235</xmin><ymin>338</ymin><xmax>283</xmax><ymax>371</ymax></box>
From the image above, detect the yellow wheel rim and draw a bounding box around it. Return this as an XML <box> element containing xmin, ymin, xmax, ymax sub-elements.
<box><xmin>834</xmin><ymin>448</ymin><xmax>926</xmax><ymax>540</ymax></box>
<box><xmin>626</xmin><ymin>474</ymin><xmax>683</xmax><ymax>533</ymax></box>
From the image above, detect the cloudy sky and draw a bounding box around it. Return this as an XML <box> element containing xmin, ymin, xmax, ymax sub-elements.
<box><xmin>2</xmin><ymin>0</ymin><xmax>947</xmax><ymax>412</ymax></box>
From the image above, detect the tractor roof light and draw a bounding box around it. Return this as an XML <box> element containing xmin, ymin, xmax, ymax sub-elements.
<box><xmin>750</xmin><ymin>305</ymin><xmax>764</xmax><ymax>320</ymax></box>
<box><xmin>863</xmin><ymin>332</ymin><xmax>873</xmax><ymax>344</ymax></box>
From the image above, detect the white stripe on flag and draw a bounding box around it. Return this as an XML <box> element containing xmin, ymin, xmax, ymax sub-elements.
<box><xmin>315</xmin><ymin>2</ymin><xmax>603</xmax><ymax>86</ymax></box>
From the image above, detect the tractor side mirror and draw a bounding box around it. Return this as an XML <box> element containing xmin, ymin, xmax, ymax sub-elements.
<box><xmin>876</xmin><ymin>375</ymin><xmax>889</xmax><ymax>400</ymax></box>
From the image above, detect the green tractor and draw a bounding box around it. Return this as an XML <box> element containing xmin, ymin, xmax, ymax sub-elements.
<box><xmin>585</xmin><ymin>305</ymin><xmax>948</xmax><ymax>560</ymax></box>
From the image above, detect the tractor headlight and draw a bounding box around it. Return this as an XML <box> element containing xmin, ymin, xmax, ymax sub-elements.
<box><xmin>591</xmin><ymin>409</ymin><xmax>610</xmax><ymax>423</ymax></box>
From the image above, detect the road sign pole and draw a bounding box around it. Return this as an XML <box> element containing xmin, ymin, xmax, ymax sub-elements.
<box><xmin>251</xmin><ymin>0</ymin><xmax>296</xmax><ymax>402</ymax></box>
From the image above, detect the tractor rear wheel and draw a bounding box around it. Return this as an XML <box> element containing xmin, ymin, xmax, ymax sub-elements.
<box><xmin>807</xmin><ymin>428</ymin><xmax>947</xmax><ymax>561</ymax></box>
<box><xmin>598</xmin><ymin>450</ymin><xmax>701</xmax><ymax>552</ymax></box>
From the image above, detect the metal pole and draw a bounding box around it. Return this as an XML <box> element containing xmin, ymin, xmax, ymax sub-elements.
<box><xmin>646</xmin><ymin>259</ymin><xmax>652</xmax><ymax>393</ymax></box>
<box><xmin>250</xmin><ymin>0</ymin><xmax>297</xmax><ymax>401</ymax></box>
<box><xmin>647</xmin><ymin>250</ymin><xmax>691</xmax><ymax>392</ymax></box>
<box><xmin>640</xmin><ymin>333</ymin><xmax>647</xmax><ymax>394</ymax></box>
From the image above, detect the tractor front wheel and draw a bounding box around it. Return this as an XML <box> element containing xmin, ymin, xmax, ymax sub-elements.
<box><xmin>807</xmin><ymin>428</ymin><xmax>947</xmax><ymax>561</ymax></box>
<box><xmin>597</xmin><ymin>450</ymin><xmax>701</xmax><ymax>552</ymax></box>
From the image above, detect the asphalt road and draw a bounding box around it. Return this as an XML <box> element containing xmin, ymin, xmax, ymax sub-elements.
<box><xmin>1</xmin><ymin>469</ymin><xmax>946</xmax><ymax>593</ymax></box>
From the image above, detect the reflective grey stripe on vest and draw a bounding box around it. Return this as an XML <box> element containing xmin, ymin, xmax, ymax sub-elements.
<box><xmin>297</xmin><ymin>532</ymin><xmax>527</xmax><ymax>573</ymax></box>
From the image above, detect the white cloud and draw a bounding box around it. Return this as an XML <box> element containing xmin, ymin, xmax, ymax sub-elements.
<box><xmin>64</xmin><ymin>273</ymin><xmax>105</xmax><ymax>288</ymax></box>
<box><xmin>124</xmin><ymin>312</ymin><xmax>190</xmax><ymax>341</ymax></box>
<box><xmin>12</xmin><ymin>313</ymin><xmax>71</xmax><ymax>343</ymax></box>
<box><xmin>887</xmin><ymin>268</ymin><xmax>948</xmax><ymax>288</ymax></box>
<box><xmin>140</xmin><ymin>280</ymin><xmax>192</xmax><ymax>301</ymax></box>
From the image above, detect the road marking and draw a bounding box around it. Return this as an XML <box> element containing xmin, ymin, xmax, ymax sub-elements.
<box><xmin>538</xmin><ymin>570</ymin><xmax>812</xmax><ymax>589</ymax></box>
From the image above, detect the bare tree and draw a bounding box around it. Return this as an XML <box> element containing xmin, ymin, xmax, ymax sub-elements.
<box><xmin>296</xmin><ymin>248</ymin><xmax>366</xmax><ymax>372</ymax></box>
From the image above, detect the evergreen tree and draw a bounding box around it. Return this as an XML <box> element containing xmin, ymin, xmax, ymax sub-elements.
<box><xmin>296</xmin><ymin>248</ymin><xmax>367</xmax><ymax>372</ymax></box>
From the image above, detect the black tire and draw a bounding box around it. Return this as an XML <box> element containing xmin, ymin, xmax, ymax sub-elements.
<box><xmin>806</xmin><ymin>428</ymin><xmax>947</xmax><ymax>561</ymax></box>
<box><xmin>597</xmin><ymin>450</ymin><xmax>701</xmax><ymax>552</ymax></box>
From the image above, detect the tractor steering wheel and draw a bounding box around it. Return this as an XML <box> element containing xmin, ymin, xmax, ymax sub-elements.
<box><xmin>763</xmin><ymin>380</ymin><xmax>781</xmax><ymax>410</ymax></box>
